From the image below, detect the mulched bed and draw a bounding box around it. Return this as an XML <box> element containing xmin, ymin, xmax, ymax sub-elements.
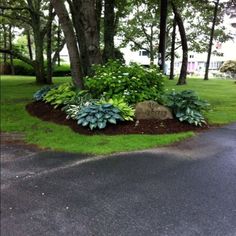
<box><xmin>26</xmin><ymin>101</ymin><xmax>210</xmax><ymax>135</ymax></box>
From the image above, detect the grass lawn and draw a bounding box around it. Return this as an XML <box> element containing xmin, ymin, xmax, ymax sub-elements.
<box><xmin>1</xmin><ymin>75</ymin><xmax>235</xmax><ymax>155</ymax></box>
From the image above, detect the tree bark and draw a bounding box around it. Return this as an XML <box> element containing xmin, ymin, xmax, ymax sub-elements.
<box><xmin>103</xmin><ymin>0</ymin><xmax>115</xmax><ymax>62</ymax></box>
<box><xmin>57</xmin><ymin>23</ymin><xmax>61</xmax><ymax>66</ymax></box>
<box><xmin>51</xmin><ymin>0</ymin><xmax>84</xmax><ymax>89</ymax></box>
<box><xmin>204</xmin><ymin>0</ymin><xmax>220</xmax><ymax>80</ymax></box>
<box><xmin>71</xmin><ymin>0</ymin><xmax>102</xmax><ymax>75</ymax></box>
<box><xmin>27</xmin><ymin>30</ymin><xmax>33</xmax><ymax>60</ymax></box>
<box><xmin>169</xmin><ymin>17</ymin><xmax>176</xmax><ymax>80</ymax></box>
<box><xmin>158</xmin><ymin>0</ymin><xmax>168</xmax><ymax>71</ymax></box>
<box><xmin>46</xmin><ymin>4</ymin><xmax>53</xmax><ymax>84</ymax></box>
<box><xmin>172</xmin><ymin>2</ymin><xmax>188</xmax><ymax>85</ymax></box>
<box><xmin>3</xmin><ymin>24</ymin><xmax>7</xmax><ymax>63</ymax></box>
<box><xmin>9</xmin><ymin>25</ymin><xmax>15</xmax><ymax>75</ymax></box>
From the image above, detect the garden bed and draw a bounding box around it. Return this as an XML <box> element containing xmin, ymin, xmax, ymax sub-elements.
<box><xmin>26</xmin><ymin>101</ymin><xmax>209</xmax><ymax>135</ymax></box>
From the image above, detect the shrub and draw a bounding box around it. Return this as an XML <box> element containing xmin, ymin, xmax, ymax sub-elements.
<box><xmin>43</xmin><ymin>82</ymin><xmax>76</xmax><ymax>108</ymax></box>
<box><xmin>99</xmin><ymin>97</ymin><xmax>135</xmax><ymax>121</ymax></box>
<box><xmin>77</xmin><ymin>104</ymin><xmax>123</xmax><ymax>130</ymax></box>
<box><xmin>85</xmin><ymin>60</ymin><xmax>165</xmax><ymax>104</ymax></box>
<box><xmin>53</xmin><ymin>64</ymin><xmax>71</xmax><ymax>77</ymax></box>
<box><xmin>13</xmin><ymin>59</ymin><xmax>35</xmax><ymax>76</ymax></box>
<box><xmin>220</xmin><ymin>60</ymin><xmax>236</xmax><ymax>73</ymax></box>
<box><xmin>165</xmin><ymin>90</ymin><xmax>209</xmax><ymax>126</ymax></box>
<box><xmin>33</xmin><ymin>86</ymin><xmax>52</xmax><ymax>101</ymax></box>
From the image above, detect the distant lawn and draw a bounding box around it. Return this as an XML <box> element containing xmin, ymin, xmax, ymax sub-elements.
<box><xmin>1</xmin><ymin>75</ymin><xmax>235</xmax><ymax>155</ymax></box>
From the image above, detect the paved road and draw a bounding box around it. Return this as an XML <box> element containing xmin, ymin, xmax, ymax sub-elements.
<box><xmin>1</xmin><ymin>123</ymin><xmax>236</xmax><ymax>236</ymax></box>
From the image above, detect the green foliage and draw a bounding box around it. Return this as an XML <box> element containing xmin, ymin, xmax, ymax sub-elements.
<box><xmin>99</xmin><ymin>97</ymin><xmax>135</xmax><ymax>121</ymax></box>
<box><xmin>85</xmin><ymin>60</ymin><xmax>165</xmax><ymax>104</ymax></box>
<box><xmin>220</xmin><ymin>60</ymin><xmax>236</xmax><ymax>73</ymax></box>
<box><xmin>33</xmin><ymin>86</ymin><xmax>52</xmax><ymax>101</ymax></box>
<box><xmin>13</xmin><ymin>59</ymin><xmax>35</xmax><ymax>76</ymax></box>
<box><xmin>62</xmin><ymin>92</ymin><xmax>96</xmax><ymax>120</ymax></box>
<box><xmin>176</xmin><ymin>108</ymin><xmax>206</xmax><ymax>126</ymax></box>
<box><xmin>166</xmin><ymin>90</ymin><xmax>210</xmax><ymax>126</ymax></box>
<box><xmin>77</xmin><ymin>104</ymin><xmax>123</xmax><ymax>130</ymax></box>
<box><xmin>53</xmin><ymin>64</ymin><xmax>71</xmax><ymax>77</ymax></box>
<box><xmin>43</xmin><ymin>82</ymin><xmax>76</xmax><ymax>108</ymax></box>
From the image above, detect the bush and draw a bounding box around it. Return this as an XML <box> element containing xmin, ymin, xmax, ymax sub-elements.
<box><xmin>165</xmin><ymin>90</ymin><xmax>209</xmax><ymax>126</ymax></box>
<box><xmin>85</xmin><ymin>60</ymin><xmax>165</xmax><ymax>104</ymax></box>
<box><xmin>13</xmin><ymin>59</ymin><xmax>35</xmax><ymax>76</ymax></box>
<box><xmin>220</xmin><ymin>60</ymin><xmax>236</xmax><ymax>73</ymax></box>
<box><xmin>43</xmin><ymin>82</ymin><xmax>77</xmax><ymax>108</ymax></box>
<box><xmin>77</xmin><ymin>103</ymin><xmax>123</xmax><ymax>130</ymax></box>
<box><xmin>53</xmin><ymin>64</ymin><xmax>71</xmax><ymax>77</ymax></box>
<box><xmin>99</xmin><ymin>97</ymin><xmax>135</xmax><ymax>121</ymax></box>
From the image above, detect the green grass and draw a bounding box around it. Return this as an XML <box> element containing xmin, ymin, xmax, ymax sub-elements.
<box><xmin>1</xmin><ymin>75</ymin><xmax>235</xmax><ymax>155</ymax></box>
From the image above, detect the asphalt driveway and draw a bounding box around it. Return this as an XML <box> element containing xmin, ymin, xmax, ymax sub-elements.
<box><xmin>1</xmin><ymin>123</ymin><xmax>236</xmax><ymax>236</ymax></box>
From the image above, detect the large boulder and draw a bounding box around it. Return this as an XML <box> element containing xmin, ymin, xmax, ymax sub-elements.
<box><xmin>135</xmin><ymin>101</ymin><xmax>173</xmax><ymax>120</ymax></box>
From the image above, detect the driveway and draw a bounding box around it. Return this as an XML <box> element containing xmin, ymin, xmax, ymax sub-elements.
<box><xmin>1</xmin><ymin>123</ymin><xmax>236</xmax><ymax>236</ymax></box>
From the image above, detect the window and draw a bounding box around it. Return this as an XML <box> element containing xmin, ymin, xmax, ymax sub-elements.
<box><xmin>189</xmin><ymin>55</ymin><xmax>194</xmax><ymax>58</ymax></box>
<box><xmin>139</xmin><ymin>50</ymin><xmax>149</xmax><ymax>57</ymax></box>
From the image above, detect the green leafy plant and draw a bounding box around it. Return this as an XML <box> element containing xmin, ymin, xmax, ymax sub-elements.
<box><xmin>85</xmin><ymin>60</ymin><xmax>165</xmax><ymax>104</ymax></box>
<box><xmin>43</xmin><ymin>82</ymin><xmax>76</xmax><ymax>108</ymax></box>
<box><xmin>33</xmin><ymin>86</ymin><xmax>52</xmax><ymax>101</ymax></box>
<box><xmin>99</xmin><ymin>97</ymin><xmax>135</xmax><ymax>121</ymax></box>
<box><xmin>176</xmin><ymin>108</ymin><xmax>207</xmax><ymax>126</ymax></box>
<box><xmin>62</xmin><ymin>92</ymin><xmax>96</xmax><ymax>120</ymax></box>
<box><xmin>77</xmin><ymin>103</ymin><xmax>123</xmax><ymax>130</ymax></box>
<box><xmin>166</xmin><ymin>90</ymin><xmax>209</xmax><ymax>126</ymax></box>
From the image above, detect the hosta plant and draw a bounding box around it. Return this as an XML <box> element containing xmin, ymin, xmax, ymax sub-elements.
<box><xmin>176</xmin><ymin>108</ymin><xmax>207</xmax><ymax>126</ymax></box>
<box><xmin>77</xmin><ymin>104</ymin><xmax>123</xmax><ymax>130</ymax></box>
<box><xmin>43</xmin><ymin>82</ymin><xmax>76</xmax><ymax>108</ymax></box>
<box><xmin>99</xmin><ymin>97</ymin><xmax>135</xmax><ymax>121</ymax></box>
<box><xmin>33</xmin><ymin>86</ymin><xmax>52</xmax><ymax>101</ymax></box>
<box><xmin>165</xmin><ymin>90</ymin><xmax>209</xmax><ymax>126</ymax></box>
<box><xmin>62</xmin><ymin>92</ymin><xmax>96</xmax><ymax>120</ymax></box>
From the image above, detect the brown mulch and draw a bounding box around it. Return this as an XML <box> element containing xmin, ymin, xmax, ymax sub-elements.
<box><xmin>26</xmin><ymin>101</ymin><xmax>210</xmax><ymax>135</ymax></box>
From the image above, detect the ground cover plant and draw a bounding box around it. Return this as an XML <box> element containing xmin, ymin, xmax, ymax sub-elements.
<box><xmin>1</xmin><ymin>76</ymin><xmax>194</xmax><ymax>154</ymax></box>
<box><xmin>1</xmin><ymin>75</ymin><xmax>236</xmax><ymax>154</ymax></box>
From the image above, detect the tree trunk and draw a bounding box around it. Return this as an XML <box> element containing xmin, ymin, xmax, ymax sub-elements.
<box><xmin>57</xmin><ymin>23</ymin><xmax>61</xmax><ymax>66</ymax></box>
<box><xmin>51</xmin><ymin>0</ymin><xmax>84</xmax><ymax>89</ymax></box>
<box><xmin>34</xmin><ymin>29</ymin><xmax>46</xmax><ymax>84</ymax></box>
<box><xmin>71</xmin><ymin>0</ymin><xmax>102</xmax><ymax>75</ymax></box>
<box><xmin>172</xmin><ymin>2</ymin><xmax>188</xmax><ymax>85</ymax></box>
<box><xmin>9</xmin><ymin>25</ymin><xmax>15</xmax><ymax>75</ymax></box>
<box><xmin>3</xmin><ymin>24</ymin><xmax>7</xmax><ymax>63</ymax></box>
<box><xmin>46</xmin><ymin>4</ymin><xmax>53</xmax><ymax>84</ymax></box>
<box><xmin>27</xmin><ymin>30</ymin><xmax>33</xmax><ymax>60</ymax></box>
<box><xmin>103</xmin><ymin>0</ymin><xmax>115</xmax><ymax>62</ymax></box>
<box><xmin>204</xmin><ymin>0</ymin><xmax>220</xmax><ymax>80</ymax></box>
<box><xmin>169</xmin><ymin>17</ymin><xmax>176</xmax><ymax>80</ymax></box>
<box><xmin>158</xmin><ymin>0</ymin><xmax>168</xmax><ymax>71</ymax></box>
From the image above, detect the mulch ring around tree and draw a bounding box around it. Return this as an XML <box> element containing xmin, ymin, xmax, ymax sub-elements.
<box><xmin>26</xmin><ymin>101</ymin><xmax>210</xmax><ymax>136</ymax></box>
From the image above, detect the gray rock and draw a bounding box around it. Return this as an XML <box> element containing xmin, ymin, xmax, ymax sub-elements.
<box><xmin>135</xmin><ymin>100</ymin><xmax>173</xmax><ymax>120</ymax></box>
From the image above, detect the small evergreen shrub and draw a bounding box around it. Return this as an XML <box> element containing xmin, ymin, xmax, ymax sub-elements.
<box><xmin>165</xmin><ymin>90</ymin><xmax>209</xmax><ymax>126</ymax></box>
<box><xmin>77</xmin><ymin>104</ymin><xmax>123</xmax><ymax>130</ymax></box>
<box><xmin>85</xmin><ymin>60</ymin><xmax>165</xmax><ymax>104</ymax></box>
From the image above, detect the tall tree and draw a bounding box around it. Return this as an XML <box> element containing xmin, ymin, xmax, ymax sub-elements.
<box><xmin>103</xmin><ymin>0</ymin><xmax>116</xmax><ymax>62</ymax></box>
<box><xmin>51</xmin><ymin>0</ymin><xmax>84</xmax><ymax>88</ymax></box>
<box><xmin>204</xmin><ymin>0</ymin><xmax>220</xmax><ymax>80</ymax></box>
<box><xmin>171</xmin><ymin>1</ymin><xmax>188</xmax><ymax>85</ymax></box>
<box><xmin>169</xmin><ymin>16</ymin><xmax>176</xmax><ymax>80</ymax></box>
<box><xmin>158</xmin><ymin>0</ymin><xmax>168</xmax><ymax>71</ymax></box>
